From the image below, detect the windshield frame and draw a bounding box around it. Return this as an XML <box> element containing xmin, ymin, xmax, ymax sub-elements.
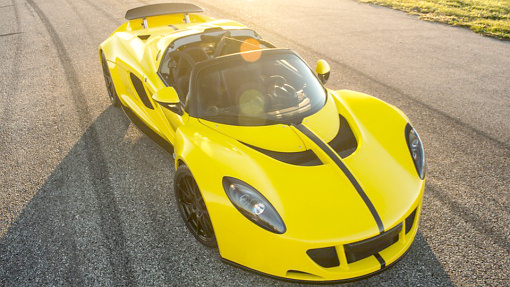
<box><xmin>157</xmin><ymin>28</ymin><xmax>262</xmax><ymax>87</ymax></box>
<box><xmin>187</xmin><ymin>49</ymin><xmax>327</xmax><ymax>125</ymax></box>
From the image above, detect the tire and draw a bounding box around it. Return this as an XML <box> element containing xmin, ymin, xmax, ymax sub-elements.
<box><xmin>100</xmin><ymin>51</ymin><xmax>120</xmax><ymax>107</ymax></box>
<box><xmin>174</xmin><ymin>165</ymin><xmax>217</xmax><ymax>248</ymax></box>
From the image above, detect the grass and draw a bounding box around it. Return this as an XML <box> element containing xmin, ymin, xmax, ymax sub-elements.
<box><xmin>357</xmin><ymin>0</ymin><xmax>510</xmax><ymax>40</ymax></box>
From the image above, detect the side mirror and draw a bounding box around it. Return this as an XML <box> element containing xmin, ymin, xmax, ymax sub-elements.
<box><xmin>316</xmin><ymin>59</ymin><xmax>330</xmax><ymax>85</ymax></box>
<box><xmin>152</xmin><ymin>87</ymin><xmax>183</xmax><ymax>115</ymax></box>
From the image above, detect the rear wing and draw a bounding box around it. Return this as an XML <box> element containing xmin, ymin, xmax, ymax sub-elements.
<box><xmin>125</xmin><ymin>3</ymin><xmax>203</xmax><ymax>28</ymax></box>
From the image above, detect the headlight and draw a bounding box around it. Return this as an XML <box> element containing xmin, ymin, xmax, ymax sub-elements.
<box><xmin>222</xmin><ymin>177</ymin><xmax>286</xmax><ymax>234</ymax></box>
<box><xmin>405</xmin><ymin>124</ymin><xmax>426</xmax><ymax>179</ymax></box>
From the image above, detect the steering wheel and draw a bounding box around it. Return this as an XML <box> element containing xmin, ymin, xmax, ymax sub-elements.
<box><xmin>264</xmin><ymin>75</ymin><xmax>287</xmax><ymax>92</ymax></box>
<box><xmin>264</xmin><ymin>75</ymin><xmax>298</xmax><ymax>107</ymax></box>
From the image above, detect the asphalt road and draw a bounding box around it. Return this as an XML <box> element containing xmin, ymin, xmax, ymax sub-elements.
<box><xmin>0</xmin><ymin>0</ymin><xmax>509</xmax><ymax>286</ymax></box>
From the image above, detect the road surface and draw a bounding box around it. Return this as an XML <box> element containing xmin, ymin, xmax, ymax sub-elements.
<box><xmin>0</xmin><ymin>0</ymin><xmax>509</xmax><ymax>285</ymax></box>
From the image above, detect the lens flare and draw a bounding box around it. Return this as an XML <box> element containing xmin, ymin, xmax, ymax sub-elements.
<box><xmin>240</xmin><ymin>38</ymin><xmax>262</xmax><ymax>62</ymax></box>
<box><xmin>239</xmin><ymin>89</ymin><xmax>265</xmax><ymax>116</ymax></box>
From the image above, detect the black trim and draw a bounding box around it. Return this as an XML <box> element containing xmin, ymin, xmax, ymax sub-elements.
<box><xmin>293</xmin><ymin>123</ymin><xmax>384</xmax><ymax>233</ymax></box>
<box><xmin>329</xmin><ymin>115</ymin><xmax>358</xmax><ymax>158</ymax></box>
<box><xmin>120</xmin><ymin>104</ymin><xmax>174</xmax><ymax>154</ymax></box>
<box><xmin>344</xmin><ymin>223</ymin><xmax>401</xmax><ymax>264</ymax></box>
<box><xmin>374</xmin><ymin>253</ymin><xmax>386</xmax><ymax>269</ymax></box>
<box><xmin>241</xmin><ymin>142</ymin><xmax>322</xmax><ymax>166</ymax></box>
<box><xmin>220</xmin><ymin>246</ymin><xmax>412</xmax><ymax>284</ymax></box>
<box><xmin>306</xmin><ymin>247</ymin><xmax>340</xmax><ymax>268</ymax></box>
<box><xmin>137</xmin><ymin>35</ymin><xmax>150</xmax><ymax>41</ymax></box>
<box><xmin>405</xmin><ymin>208</ymin><xmax>417</xmax><ymax>234</ymax></box>
<box><xmin>154</xmin><ymin>101</ymin><xmax>184</xmax><ymax>116</ymax></box>
<box><xmin>130</xmin><ymin>73</ymin><xmax>154</xmax><ymax>109</ymax></box>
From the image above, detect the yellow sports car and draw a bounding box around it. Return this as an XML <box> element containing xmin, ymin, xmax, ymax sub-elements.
<box><xmin>99</xmin><ymin>3</ymin><xmax>426</xmax><ymax>282</ymax></box>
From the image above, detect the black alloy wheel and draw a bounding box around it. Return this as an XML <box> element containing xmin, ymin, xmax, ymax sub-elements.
<box><xmin>174</xmin><ymin>165</ymin><xmax>217</xmax><ymax>247</ymax></box>
<box><xmin>100</xmin><ymin>51</ymin><xmax>120</xmax><ymax>107</ymax></box>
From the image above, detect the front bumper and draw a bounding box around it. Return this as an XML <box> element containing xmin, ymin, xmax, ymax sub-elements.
<box><xmin>213</xmin><ymin>195</ymin><xmax>423</xmax><ymax>282</ymax></box>
<box><xmin>222</xmin><ymin>245</ymin><xmax>412</xmax><ymax>283</ymax></box>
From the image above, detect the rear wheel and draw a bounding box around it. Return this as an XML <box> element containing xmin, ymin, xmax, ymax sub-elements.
<box><xmin>100</xmin><ymin>51</ymin><xmax>120</xmax><ymax>107</ymax></box>
<box><xmin>174</xmin><ymin>165</ymin><xmax>217</xmax><ymax>247</ymax></box>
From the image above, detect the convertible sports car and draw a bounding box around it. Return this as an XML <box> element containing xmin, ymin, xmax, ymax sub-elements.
<box><xmin>99</xmin><ymin>3</ymin><xmax>426</xmax><ymax>282</ymax></box>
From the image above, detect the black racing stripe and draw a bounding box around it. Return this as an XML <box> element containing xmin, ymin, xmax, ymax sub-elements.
<box><xmin>374</xmin><ymin>253</ymin><xmax>386</xmax><ymax>269</ymax></box>
<box><xmin>293</xmin><ymin>123</ymin><xmax>384</xmax><ymax>233</ymax></box>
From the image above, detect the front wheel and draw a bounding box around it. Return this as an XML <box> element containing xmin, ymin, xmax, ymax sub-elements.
<box><xmin>174</xmin><ymin>165</ymin><xmax>217</xmax><ymax>248</ymax></box>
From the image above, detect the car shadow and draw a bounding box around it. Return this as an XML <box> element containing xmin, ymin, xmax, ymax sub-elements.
<box><xmin>0</xmin><ymin>106</ymin><xmax>453</xmax><ymax>286</ymax></box>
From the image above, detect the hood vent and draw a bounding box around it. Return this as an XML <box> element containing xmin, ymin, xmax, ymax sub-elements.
<box><xmin>328</xmin><ymin>115</ymin><xmax>358</xmax><ymax>158</ymax></box>
<box><xmin>240</xmin><ymin>114</ymin><xmax>357</xmax><ymax>166</ymax></box>
<box><xmin>241</xmin><ymin>142</ymin><xmax>322</xmax><ymax>166</ymax></box>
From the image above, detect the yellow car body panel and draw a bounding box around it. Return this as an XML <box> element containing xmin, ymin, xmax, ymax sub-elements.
<box><xmin>100</xmin><ymin>12</ymin><xmax>252</xmax><ymax>145</ymax></box>
<box><xmin>172</xmin><ymin>94</ymin><xmax>424</xmax><ymax>280</ymax></box>
<box><xmin>99</xmin><ymin>4</ymin><xmax>425</xmax><ymax>282</ymax></box>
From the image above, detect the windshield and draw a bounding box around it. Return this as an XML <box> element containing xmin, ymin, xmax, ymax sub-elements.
<box><xmin>196</xmin><ymin>52</ymin><xmax>326</xmax><ymax>126</ymax></box>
